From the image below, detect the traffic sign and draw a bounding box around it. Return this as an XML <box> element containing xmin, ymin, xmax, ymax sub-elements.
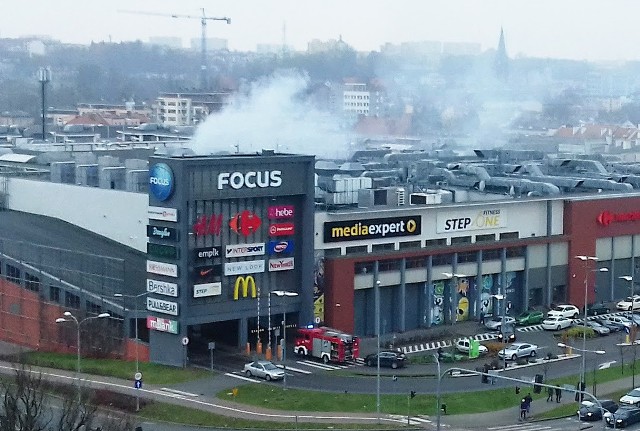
<box><xmin>134</xmin><ymin>379</ymin><xmax>142</xmax><ymax>389</ymax></box>
<box><xmin>181</xmin><ymin>336</ymin><xmax>189</xmax><ymax>346</ymax></box>
<box><xmin>134</xmin><ymin>372</ymin><xmax>142</xmax><ymax>381</ymax></box>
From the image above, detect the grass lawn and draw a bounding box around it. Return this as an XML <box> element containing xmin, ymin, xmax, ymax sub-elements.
<box><xmin>139</xmin><ymin>402</ymin><xmax>404</xmax><ymax>429</ymax></box>
<box><xmin>18</xmin><ymin>352</ymin><xmax>210</xmax><ymax>385</ymax></box>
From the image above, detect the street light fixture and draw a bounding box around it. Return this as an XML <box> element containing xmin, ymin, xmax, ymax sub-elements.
<box><xmin>114</xmin><ymin>292</ymin><xmax>147</xmax><ymax>411</ymax></box>
<box><xmin>575</xmin><ymin>255</ymin><xmax>607</xmax><ymax>387</ymax></box>
<box><xmin>433</xmin><ymin>353</ymin><xmax>442</xmax><ymax>431</ymax></box>
<box><xmin>271</xmin><ymin>290</ymin><xmax>298</xmax><ymax>390</ymax></box>
<box><xmin>375</xmin><ymin>279</ymin><xmax>381</xmax><ymax>424</ymax></box>
<box><xmin>557</xmin><ymin>341</ymin><xmax>605</xmax><ymax>407</ymax></box>
<box><xmin>620</xmin><ymin>275</ymin><xmax>634</xmax><ymax>298</ymax></box>
<box><xmin>55</xmin><ymin>311</ymin><xmax>110</xmax><ymax>401</ymax></box>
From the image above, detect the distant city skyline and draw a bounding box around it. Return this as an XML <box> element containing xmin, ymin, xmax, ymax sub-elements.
<box><xmin>3</xmin><ymin>0</ymin><xmax>640</xmax><ymax>62</ymax></box>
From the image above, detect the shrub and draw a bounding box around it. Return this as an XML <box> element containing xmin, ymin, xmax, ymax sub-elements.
<box><xmin>564</xmin><ymin>327</ymin><xmax>596</xmax><ymax>339</ymax></box>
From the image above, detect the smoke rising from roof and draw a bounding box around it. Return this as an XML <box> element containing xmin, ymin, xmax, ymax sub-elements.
<box><xmin>191</xmin><ymin>70</ymin><xmax>350</xmax><ymax>159</ymax></box>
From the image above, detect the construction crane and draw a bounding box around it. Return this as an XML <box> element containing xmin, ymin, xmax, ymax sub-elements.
<box><xmin>119</xmin><ymin>8</ymin><xmax>231</xmax><ymax>90</ymax></box>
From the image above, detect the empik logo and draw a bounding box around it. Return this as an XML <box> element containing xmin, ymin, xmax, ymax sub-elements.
<box><xmin>149</xmin><ymin>163</ymin><xmax>174</xmax><ymax>201</ymax></box>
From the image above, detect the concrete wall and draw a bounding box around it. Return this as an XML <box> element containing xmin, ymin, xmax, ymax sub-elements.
<box><xmin>5</xmin><ymin>178</ymin><xmax>147</xmax><ymax>252</ymax></box>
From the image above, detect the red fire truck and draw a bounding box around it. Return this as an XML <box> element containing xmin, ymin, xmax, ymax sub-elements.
<box><xmin>294</xmin><ymin>326</ymin><xmax>359</xmax><ymax>364</ymax></box>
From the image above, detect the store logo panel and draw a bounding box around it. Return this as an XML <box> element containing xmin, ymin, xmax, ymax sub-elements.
<box><xmin>146</xmin><ymin>260</ymin><xmax>178</xmax><ymax>278</ymax></box>
<box><xmin>267</xmin><ymin>240</ymin><xmax>294</xmax><ymax>255</ymax></box>
<box><xmin>217</xmin><ymin>170</ymin><xmax>282</xmax><ymax>190</ymax></box>
<box><xmin>229</xmin><ymin>210</ymin><xmax>261</xmax><ymax>236</ymax></box>
<box><xmin>148</xmin><ymin>206</ymin><xmax>178</xmax><ymax>222</ymax></box>
<box><xmin>147</xmin><ymin>316</ymin><xmax>179</xmax><ymax>334</ymax></box>
<box><xmin>324</xmin><ymin>216</ymin><xmax>421</xmax><ymax>243</ymax></box>
<box><xmin>436</xmin><ymin>208</ymin><xmax>506</xmax><ymax>233</ymax></box>
<box><xmin>233</xmin><ymin>276</ymin><xmax>257</xmax><ymax>300</ymax></box>
<box><xmin>194</xmin><ymin>282</ymin><xmax>222</xmax><ymax>298</ymax></box>
<box><xmin>596</xmin><ymin>210</ymin><xmax>640</xmax><ymax>226</ymax></box>
<box><xmin>147</xmin><ymin>279</ymin><xmax>178</xmax><ymax>297</ymax></box>
<box><xmin>147</xmin><ymin>297</ymin><xmax>178</xmax><ymax>316</ymax></box>
<box><xmin>268</xmin><ymin>257</ymin><xmax>295</xmax><ymax>272</ymax></box>
<box><xmin>149</xmin><ymin>163</ymin><xmax>174</xmax><ymax>201</ymax></box>
<box><xmin>224</xmin><ymin>260</ymin><xmax>265</xmax><ymax>276</ymax></box>
<box><xmin>269</xmin><ymin>223</ymin><xmax>294</xmax><ymax>236</ymax></box>
<box><xmin>147</xmin><ymin>225</ymin><xmax>178</xmax><ymax>241</ymax></box>
<box><xmin>147</xmin><ymin>243</ymin><xmax>178</xmax><ymax>260</ymax></box>
<box><xmin>193</xmin><ymin>246</ymin><xmax>222</xmax><ymax>260</ymax></box>
<box><xmin>193</xmin><ymin>214</ymin><xmax>223</xmax><ymax>236</ymax></box>
<box><xmin>268</xmin><ymin>205</ymin><xmax>294</xmax><ymax>220</ymax></box>
<box><xmin>225</xmin><ymin>243</ymin><xmax>265</xmax><ymax>258</ymax></box>
<box><xmin>193</xmin><ymin>265</ymin><xmax>222</xmax><ymax>281</ymax></box>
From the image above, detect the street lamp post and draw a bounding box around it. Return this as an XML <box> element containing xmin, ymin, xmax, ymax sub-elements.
<box><xmin>114</xmin><ymin>292</ymin><xmax>147</xmax><ymax>411</ymax></box>
<box><xmin>271</xmin><ymin>290</ymin><xmax>298</xmax><ymax>390</ymax></box>
<box><xmin>557</xmin><ymin>342</ymin><xmax>605</xmax><ymax>405</ymax></box>
<box><xmin>55</xmin><ymin>311</ymin><xmax>110</xmax><ymax>402</ymax></box>
<box><xmin>620</xmin><ymin>275</ymin><xmax>634</xmax><ymax>301</ymax></box>
<box><xmin>491</xmin><ymin>294</ymin><xmax>507</xmax><ymax>369</ymax></box>
<box><xmin>375</xmin><ymin>279</ymin><xmax>381</xmax><ymax>424</ymax></box>
<box><xmin>433</xmin><ymin>353</ymin><xmax>442</xmax><ymax>431</ymax></box>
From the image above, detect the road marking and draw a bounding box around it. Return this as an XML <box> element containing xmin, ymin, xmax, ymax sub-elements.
<box><xmin>276</xmin><ymin>365</ymin><xmax>312</xmax><ymax>374</ymax></box>
<box><xmin>296</xmin><ymin>360</ymin><xmax>337</xmax><ymax>370</ymax></box>
<box><xmin>224</xmin><ymin>372</ymin><xmax>261</xmax><ymax>383</ymax></box>
<box><xmin>148</xmin><ymin>389</ymin><xmax>186</xmax><ymax>399</ymax></box>
<box><xmin>158</xmin><ymin>387</ymin><xmax>199</xmax><ymax>397</ymax></box>
<box><xmin>488</xmin><ymin>424</ymin><xmax>556</xmax><ymax>430</ymax></box>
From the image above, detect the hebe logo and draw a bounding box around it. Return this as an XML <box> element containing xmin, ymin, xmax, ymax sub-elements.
<box><xmin>149</xmin><ymin>163</ymin><xmax>174</xmax><ymax>201</ymax></box>
<box><xmin>268</xmin><ymin>205</ymin><xmax>294</xmax><ymax>220</ymax></box>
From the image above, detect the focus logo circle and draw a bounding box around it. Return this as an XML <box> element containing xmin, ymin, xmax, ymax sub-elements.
<box><xmin>149</xmin><ymin>163</ymin><xmax>174</xmax><ymax>201</ymax></box>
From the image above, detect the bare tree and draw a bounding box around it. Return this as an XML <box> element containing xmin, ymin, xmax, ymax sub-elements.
<box><xmin>0</xmin><ymin>363</ymin><xmax>50</xmax><ymax>431</ymax></box>
<box><xmin>53</xmin><ymin>392</ymin><xmax>98</xmax><ymax>431</ymax></box>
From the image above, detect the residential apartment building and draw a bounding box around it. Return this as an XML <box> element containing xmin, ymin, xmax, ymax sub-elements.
<box><xmin>154</xmin><ymin>92</ymin><xmax>230</xmax><ymax>127</ymax></box>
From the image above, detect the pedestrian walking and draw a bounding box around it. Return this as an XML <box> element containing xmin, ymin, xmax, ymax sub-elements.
<box><xmin>524</xmin><ymin>393</ymin><xmax>532</xmax><ymax>415</ymax></box>
<box><xmin>519</xmin><ymin>398</ymin><xmax>527</xmax><ymax>420</ymax></box>
<box><xmin>546</xmin><ymin>386</ymin><xmax>554</xmax><ymax>402</ymax></box>
<box><xmin>555</xmin><ymin>387</ymin><xmax>562</xmax><ymax>403</ymax></box>
<box><xmin>479</xmin><ymin>311</ymin><xmax>485</xmax><ymax>326</ymax></box>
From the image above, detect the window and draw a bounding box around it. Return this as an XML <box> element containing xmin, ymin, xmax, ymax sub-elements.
<box><xmin>506</xmin><ymin>247</ymin><xmax>525</xmax><ymax>258</ymax></box>
<box><xmin>86</xmin><ymin>301</ymin><xmax>102</xmax><ymax>315</ymax></box>
<box><xmin>405</xmin><ymin>257</ymin><xmax>428</xmax><ymax>269</ymax></box>
<box><xmin>476</xmin><ymin>234</ymin><xmax>496</xmax><ymax>242</ymax></box>
<box><xmin>24</xmin><ymin>273</ymin><xmax>40</xmax><ymax>293</ymax></box>
<box><xmin>379</xmin><ymin>260</ymin><xmax>401</xmax><ymax>272</ymax></box>
<box><xmin>451</xmin><ymin>236</ymin><xmax>472</xmax><ymax>245</ymax></box>
<box><xmin>457</xmin><ymin>251</ymin><xmax>477</xmax><ymax>264</ymax></box>
<box><xmin>6</xmin><ymin>264</ymin><xmax>20</xmax><ymax>284</ymax></box>
<box><xmin>346</xmin><ymin>245</ymin><xmax>368</xmax><ymax>255</ymax></box>
<box><xmin>355</xmin><ymin>262</ymin><xmax>375</xmax><ymax>274</ymax></box>
<box><xmin>432</xmin><ymin>254</ymin><xmax>453</xmax><ymax>266</ymax></box>
<box><xmin>372</xmin><ymin>243</ymin><xmax>395</xmax><ymax>253</ymax></box>
<box><xmin>324</xmin><ymin>248</ymin><xmax>341</xmax><ymax>257</ymax></box>
<box><xmin>49</xmin><ymin>286</ymin><xmax>60</xmax><ymax>303</ymax></box>
<box><xmin>499</xmin><ymin>232</ymin><xmax>519</xmax><ymax>240</ymax></box>
<box><xmin>399</xmin><ymin>241</ymin><xmax>421</xmax><ymax>250</ymax></box>
<box><xmin>64</xmin><ymin>292</ymin><xmax>80</xmax><ymax>309</ymax></box>
<box><xmin>425</xmin><ymin>239</ymin><xmax>447</xmax><ymax>247</ymax></box>
<box><xmin>482</xmin><ymin>249</ymin><xmax>502</xmax><ymax>261</ymax></box>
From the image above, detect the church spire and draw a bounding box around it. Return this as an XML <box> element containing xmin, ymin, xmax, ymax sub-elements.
<box><xmin>494</xmin><ymin>27</ymin><xmax>509</xmax><ymax>81</ymax></box>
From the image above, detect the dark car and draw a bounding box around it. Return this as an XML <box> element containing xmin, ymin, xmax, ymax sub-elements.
<box><xmin>364</xmin><ymin>350</ymin><xmax>406</xmax><ymax>369</ymax></box>
<box><xmin>497</xmin><ymin>324</ymin><xmax>516</xmax><ymax>343</ymax></box>
<box><xmin>578</xmin><ymin>399</ymin><xmax>618</xmax><ymax>421</ymax></box>
<box><xmin>606</xmin><ymin>406</ymin><xmax>640</xmax><ymax>428</ymax></box>
<box><xmin>596</xmin><ymin>317</ymin><xmax>625</xmax><ymax>332</ymax></box>
<box><xmin>586</xmin><ymin>303</ymin><xmax>610</xmax><ymax>316</ymax></box>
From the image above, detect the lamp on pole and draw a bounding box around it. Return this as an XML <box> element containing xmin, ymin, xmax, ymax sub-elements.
<box><xmin>557</xmin><ymin>342</ymin><xmax>605</xmax><ymax>406</ymax></box>
<box><xmin>55</xmin><ymin>311</ymin><xmax>110</xmax><ymax>401</ymax></box>
<box><xmin>114</xmin><ymin>292</ymin><xmax>147</xmax><ymax>411</ymax></box>
<box><xmin>271</xmin><ymin>290</ymin><xmax>298</xmax><ymax>390</ymax></box>
<box><xmin>491</xmin><ymin>293</ymin><xmax>507</xmax><ymax>369</ymax></box>
<box><xmin>442</xmin><ymin>272</ymin><xmax>466</xmax><ymax>324</ymax></box>
<box><xmin>433</xmin><ymin>353</ymin><xmax>442</xmax><ymax>431</ymax></box>
<box><xmin>575</xmin><ymin>255</ymin><xmax>607</xmax><ymax>386</ymax></box>
<box><xmin>375</xmin><ymin>279</ymin><xmax>381</xmax><ymax>424</ymax></box>
<box><xmin>620</xmin><ymin>275</ymin><xmax>634</xmax><ymax>301</ymax></box>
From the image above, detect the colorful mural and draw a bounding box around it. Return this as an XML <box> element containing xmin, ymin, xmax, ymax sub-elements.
<box><xmin>431</xmin><ymin>281</ymin><xmax>445</xmax><ymax>325</ymax></box>
<box><xmin>455</xmin><ymin>277</ymin><xmax>471</xmax><ymax>321</ymax></box>
<box><xmin>313</xmin><ymin>253</ymin><xmax>325</xmax><ymax>324</ymax></box>
<box><xmin>480</xmin><ymin>275</ymin><xmax>495</xmax><ymax>317</ymax></box>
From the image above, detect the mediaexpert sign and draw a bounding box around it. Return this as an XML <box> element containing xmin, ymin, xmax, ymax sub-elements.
<box><xmin>147</xmin><ymin>279</ymin><xmax>178</xmax><ymax>297</ymax></box>
<box><xmin>147</xmin><ymin>243</ymin><xmax>178</xmax><ymax>260</ymax></box>
<box><xmin>225</xmin><ymin>243</ymin><xmax>265</xmax><ymax>258</ymax></box>
<box><xmin>268</xmin><ymin>257</ymin><xmax>295</xmax><ymax>272</ymax></box>
<box><xmin>147</xmin><ymin>316</ymin><xmax>179</xmax><ymax>334</ymax></box>
<box><xmin>147</xmin><ymin>297</ymin><xmax>178</xmax><ymax>316</ymax></box>
<box><xmin>233</xmin><ymin>276</ymin><xmax>257</xmax><ymax>300</ymax></box>
<box><xmin>224</xmin><ymin>260</ymin><xmax>265</xmax><ymax>276</ymax></box>
<box><xmin>193</xmin><ymin>246</ymin><xmax>222</xmax><ymax>260</ymax></box>
<box><xmin>147</xmin><ymin>225</ymin><xmax>178</xmax><ymax>241</ymax></box>
<box><xmin>193</xmin><ymin>282</ymin><xmax>222</xmax><ymax>298</ymax></box>
<box><xmin>148</xmin><ymin>206</ymin><xmax>178</xmax><ymax>222</ymax></box>
<box><xmin>146</xmin><ymin>260</ymin><xmax>178</xmax><ymax>278</ymax></box>
<box><xmin>323</xmin><ymin>216</ymin><xmax>421</xmax><ymax>243</ymax></box>
<box><xmin>149</xmin><ymin>163</ymin><xmax>174</xmax><ymax>201</ymax></box>
<box><xmin>267</xmin><ymin>240</ymin><xmax>294</xmax><ymax>255</ymax></box>
<box><xmin>436</xmin><ymin>208</ymin><xmax>507</xmax><ymax>233</ymax></box>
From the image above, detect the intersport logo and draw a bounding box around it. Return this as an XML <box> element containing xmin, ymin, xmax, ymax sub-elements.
<box><xmin>225</xmin><ymin>243</ymin><xmax>265</xmax><ymax>258</ymax></box>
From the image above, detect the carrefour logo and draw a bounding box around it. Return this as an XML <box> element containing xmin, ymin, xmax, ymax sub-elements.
<box><xmin>149</xmin><ymin>163</ymin><xmax>174</xmax><ymax>201</ymax></box>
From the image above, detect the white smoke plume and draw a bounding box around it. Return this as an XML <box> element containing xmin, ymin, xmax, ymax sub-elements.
<box><xmin>191</xmin><ymin>70</ymin><xmax>351</xmax><ymax>159</ymax></box>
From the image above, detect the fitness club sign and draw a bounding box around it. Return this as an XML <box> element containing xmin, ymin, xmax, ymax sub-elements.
<box><xmin>597</xmin><ymin>210</ymin><xmax>640</xmax><ymax>226</ymax></box>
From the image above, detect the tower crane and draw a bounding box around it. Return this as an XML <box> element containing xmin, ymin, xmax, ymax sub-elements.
<box><xmin>119</xmin><ymin>8</ymin><xmax>231</xmax><ymax>90</ymax></box>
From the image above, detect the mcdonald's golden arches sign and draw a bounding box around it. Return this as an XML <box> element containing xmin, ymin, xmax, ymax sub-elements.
<box><xmin>233</xmin><ymin>276</ymin><xmax>257</xmax><ymax>300</ymax></box>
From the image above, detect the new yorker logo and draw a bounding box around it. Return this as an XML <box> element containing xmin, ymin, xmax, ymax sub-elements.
<box><xmin>147</xmin><ymin>225</ymin><xmax>177</xmax><ymax>241</ymax></box>
<box><xmin>218</xmin><ymin>171</ymin><xmax>282</xmax><ymax>190</ymax></box>
<box><xmin>323</xmin><ymin>216</ymin><xmax>421</xmax><ymax>243</ymax></box>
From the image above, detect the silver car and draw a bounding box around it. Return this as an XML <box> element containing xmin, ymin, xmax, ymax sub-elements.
<box><xmin>484</xmin><ymin>316</ymin><xmax>516</xmax><ymax>331</ymax></box>
<box><xmin>497</xmin><ymin>342</ymin><xmax>538</xmax><ymax>361</ymax></box>
<box><xmin>243</xmin><ymin>360</ymin><xmax>285</xmax><ymax>381</ymax></box>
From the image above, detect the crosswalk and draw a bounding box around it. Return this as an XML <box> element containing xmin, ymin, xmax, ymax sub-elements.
<box><xmin>516</xmin><ymin>310</ymin><xmax>630</xmax><ymax>333</ymax></box>
<box><xmin>388</xmin><ymin>414</ymin><xmax>432</xmax><ymax>427</ymax></box>
<box><xmin>487</xmin><ymin>423</ymin><xmax>569</xmax><ymax>431</ymax></box>
<box><xmin>224</xmin><ymin>358</ymin><xmax>365</xmax><ymax>382</ymax></box>
<box><xmin>400</xmin><ymin>333</ymin><xmax>499</xmax><ymax>355</ymax></box>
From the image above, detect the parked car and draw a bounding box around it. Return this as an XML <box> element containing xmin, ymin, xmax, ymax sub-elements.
<box><xmin>364</xmin><ymin>350</ymin><xmax>406</xmax><ymax>369</ymax></box>
<box><xmin>541</xmin><ymin>315</ymin><xmax>574</xmax><ymax>331</ymax></box>
<box><xmin>515</xmin><ymin>310</ymin><xmax>544</xmax><ymax>326</ymax></box>
<box><xmin>617</xmin><ymin>295</ymin><xmax>640</xmax><ymax>311</ymax></box>
<box><xmin>627</xmin><ymin>313</ymin><xmax>640</xmax><ymax>326</ymax></box>
<box><xmin>586</xmin><ymin>303</ymin><xmax>610</xmax><ymax>316</ymax></box>
<box><xmin>620</xmin><ymin>388</ymin><xmax>640</xmax><ymax>407</ymax></box>
<box><xmin>497</xmin><ymin>325</ymin><xmax>516</xmax><ymax>343</ymax></box>
<box><xmin>484</xmin><ymin>316</ymin><xmax>516</xmax><ymax>331</ymax></box>
<box><xmin>547</xmin><ymin>304</ymin><xmax>580</xmax><ymax>319</ymax></box>
<box><xmin>606</xmin><ymin>406</ymin><xmax>640</xmax><ymax>428</ymax></box>
<box><xmin>497</xmin><ymin>342</ymin><xmax>538</xmax><ymax>361</ymax></box>
<box><xmin>608</xmin><ymin>315</ymin><xmax>634</xmax><ymax>329</ymax></box>
<box><xmin>579</xmin><ymin>320</ymin><xmax>611</xmax><ymax>336</ymax></box>
<box><xmin>595</xmin><ymin>317</ymin><xmax>625</xmax><ymax>332</ymax></box>
<box><xmin>243</xmin><ymin>360</ymin><xmax>285</xmax><ymax>381</ymax></box>
<box><xmin>455</xmin><ymin>338</ymin><xmax>488</xmax><ymax>355</ymax></box>
<box><xmin>578</xmin><ymin>399</ymin><xmax>618</xmax><ymax>421</ymax></box>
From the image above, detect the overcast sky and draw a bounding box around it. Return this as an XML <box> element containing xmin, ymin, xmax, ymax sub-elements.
<box><xmin>3</xmin><ymin>0</ymin><xmax>640</xmax><ymax>62</ymax></box>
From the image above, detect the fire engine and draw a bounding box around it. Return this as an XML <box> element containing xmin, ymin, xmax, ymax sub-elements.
<box><xmin>294</xmin><ymin>326</ymin><xmax>359</xmax><ymax>364</ymax></box>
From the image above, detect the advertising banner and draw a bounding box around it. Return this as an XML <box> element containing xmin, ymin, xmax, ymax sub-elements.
<box><xmin>224</xmin><ymin>260</ymin><xmax>265</xmax><ymax>276</ymax></box>
<box><xmin>193</xmin><ymin>282</ymin><xmax>222</xmax><ymax>298</ymax></box>
<box><xmin>146</xmin><ymin>260</ymin><xmax>178</xmax><ymax>278</ymax></box>
<box><xmin>146</xmin><ymin>297</ymin><xmax>179</xmax><ymax>316</ymax></box>
<box><xmin>323</xmin><ymin>216</ymin><xmax>421</xmax><ymax>242</ymax></box>
<box><xmin>148</xmin><ymin>206</ymin><xmax>178</xmax><ymax>222</ymax></box>
<box><xmin>146</xmin><ymin>279</ymin><xmax>178</xmax><ymax>297</ymax></box>
<box><xmin>147</xmin><ymin>316</ymin><xmax>179</xmax><ymax>334</ymax></box>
